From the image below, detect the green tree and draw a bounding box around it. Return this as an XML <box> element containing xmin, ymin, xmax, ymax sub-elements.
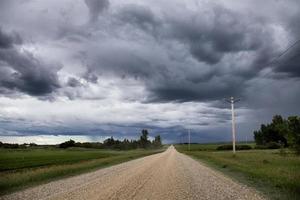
<box><xmin>140</xmin><ymin>129</ymin><xmax>150</xmax><ymax>148</ymax></box>
<box><xmin>153</xmin><ymin>135</ymin><xmax>162</xmax><ymax>147</ymax></box>
<box><xmin>253</xmin><ymin>115</ymin><xmax>288</xmax><ymax>147</ymax></box>
<box><xmin>254</xmin><ymin>130</ymin><xmax>263</xmax><ymax>145</ymax></box>
<box><xmin>272</xmin><ymin>115</ymin><xmax>289</xmax><ymax>146</ymax></box>
<box><xmin>287</xmin><ymin>116</ymin><xmax>300</xmax><ymax>153</ymax></box>
<box><xmin>59</xmin><ymin>140</ymin><xmax>75</xmax><ymax>148</ymax></box>
<box><xmin>103</xmin><ymin>137</ymin><xmax>115</xmax><ymax>147</ymax></box>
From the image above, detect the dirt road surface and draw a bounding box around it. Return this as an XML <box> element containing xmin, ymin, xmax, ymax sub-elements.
<box><xmin>2</xmin><ymin>146</ymin><xmax>264</xmax><ymax>200</ymax></box>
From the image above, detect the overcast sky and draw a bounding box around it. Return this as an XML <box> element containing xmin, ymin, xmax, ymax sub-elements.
<box><xmin>0</xmin><ymin>0</ymin><xmax>299</xmax><ymax>144</ymax></box>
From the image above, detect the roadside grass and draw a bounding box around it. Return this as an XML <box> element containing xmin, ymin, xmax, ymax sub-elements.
<box><xmin>175</xmin><ymin>144</ymin><xmax>300</xmax><ymax>200</ymax></box>
<box><xmin>0</xmin><ymin>147</ymin><xmax>164</xmax><ymax>195</ymax></box>
<box><xmin>181</xmin><ymin>142</ymin><xmax>256</xmax><ymax>151</ymax></box>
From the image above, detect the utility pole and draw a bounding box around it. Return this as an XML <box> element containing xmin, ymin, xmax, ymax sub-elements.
<box><xmin>226</xmin><ymin>97</ymin><xmax>240</xmax><ymax>154</ymax></box>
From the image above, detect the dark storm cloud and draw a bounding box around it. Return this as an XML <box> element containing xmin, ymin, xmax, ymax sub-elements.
<box><xmin>82</xmin><ymin>69</ymin><xmax>98</xmax><ymax>83</ymax></box>
<box><xmin>274</xmin><ymin>42</ymin><xmax>300</xmax><ymax>77</ymax></box>
<box><xmin>0</xmin><ymin>0</ymin><xmax>299</xmax><ymax>144</ymax></box>
<box><xmin>165</xmin><ymin>5</ymin><xmax>265</xmax><ymax>65</ymax></box>
<box><xmin>29</xmin><ymin>0</ymin><xmax>297</xmax><ymax>104</ymax></box>
<box><xmin>0</xmin><ymin>27</ymin><xmax>22</xmax><ymax>48</ymax></box>
<box><xmin>83</xmin><ymin>0</ymin><xmax>300</xmax><ymax>103</ymax></box>
<box><xmin>91</xmin><ymin>2</ymin><xmax>281</xmax><ymax>103</ymax></box>
<box><xmin>0</xmin><ymin>0</ymin><xmax>299</xmax><ymax>103</ymax></box>
<box><xmin>67</xmin><ymin>77</ymin><xmax>82</xmax><ymax>87</ymax></box>
<box><xmin>117</xmin><ymin>4</ymin><xmax>160</xmax><ymax>33</ymax></box>
<box><xmin>116</xmin><ymin>4</ymin><xmax>265</xmax><ymax>64</ymax></box>
<box><xmin>0</xmin><ymin>49</ymin><xmax>61</xmax><ymax>96</ymax></box>
<box><xmin>84</xmin><ymin>42</ymin><xmax>155</xmax><ymax>79</ymax></box>
<box><xmin>0</xmin><ymin>28</ymin><xmax>61</xmax><ymax>96</ymax></box>
<box><xmin>147</xmin><ymin>79</ymin><xmax>245</xmax><ymax>103</ymax></box>
<box><xmin>84</xmin><ymin>0</ymin><xmax>109</xmax><ymax>22</ymax></box>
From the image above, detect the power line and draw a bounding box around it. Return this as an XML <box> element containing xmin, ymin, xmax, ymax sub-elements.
<box><xmin>250</xmin><ymin>38</ymin><xmax>300</xmax><ymax>100</ymax></box>
<box><xmin>262</xmin><ymin>38</ymin><xmax>300</xmax><ymax>77</ymax></box>
<box><xmin>222</xmin><ymin>39</ymin><xmax>299</xmax><ymax>153</ymax></box>
<box><xmin>271</xmin><ymin>38</ymin><xmax>300</xmax><ymax>64</ymax></box>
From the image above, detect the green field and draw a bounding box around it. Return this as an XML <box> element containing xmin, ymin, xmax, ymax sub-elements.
<box><xmin>175</xmin><ymin>144</ymin><xmax>300</xmax><ymax>200</ymax></box>
<box><xmin>0</xmin><ymin>147</ymin><xmax>164</xmax><ymax>195</ymax></box>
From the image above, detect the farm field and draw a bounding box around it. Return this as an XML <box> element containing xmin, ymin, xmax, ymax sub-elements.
<box><xmin>175</xmin><ymin>144</ymin><xmax>300</xmax><ymax>200</ymax></box>
<box><xmin>0</xmin><ymin>147</ymin><xmax>164</xmax><ymax>195</ymax></box>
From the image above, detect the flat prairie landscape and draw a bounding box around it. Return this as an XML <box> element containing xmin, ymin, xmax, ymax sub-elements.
<box><xmin>0</xmin><ymin>147</ymin><xmax>164</xmax><ymax>195</ymax></box>
<box><xmin>1</xmin><ymin>144</ymin><xmax>299</xmax><ymax>200</ymax></box>
<box><xmin>1</xmin><ymin>146</ymin><xmax>264</xmax><ymax>200</ymax></box>
<box><xmin>0</xmin><ymin>0</ymin><xmax>300</xmax><ymax>200</ymax></box>
<box><xmin>176</xmin><ymin>144</ymin><xmax>300</xmax><ymax>200</ymax></box>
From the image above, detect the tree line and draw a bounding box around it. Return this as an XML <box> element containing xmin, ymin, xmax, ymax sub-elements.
<box><xmin>0</xmin><ymin>142</ymin><xmax>37</xmax><ymax>149</ymax></box>
<box><xmin>59</xmin><ymin>129</ymin><xmax>162</xmax><ymax>150</ymax></box>
<box><xmin>0</xmin><ymin>129</ymin><xmax>162</xmax><ymax>150</ymax></box>
<box><xmin>254</xmin><ymin>115</ymin><xmax>300</xmax><ymax>152</ymax></box>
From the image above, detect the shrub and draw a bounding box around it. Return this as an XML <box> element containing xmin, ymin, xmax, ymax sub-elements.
<box><xmin>254</xmin><ymin>145</ymin><xmax>268</xmax><ymax>149</ymax></box>
<box><xmin>216</xmin><ymin>144</ymin><xmax>252</xmax><ymax>151</ymax></box>
<box><xmin>216</xmin><ymin>145</ymin><xmax>232</xmax><ymax>150</ymax></box>
<box><xmin>237</xmin><ymin>145</ymin><xmax>252</xmax><ymax>150</ymax></box>
<box><xmin>279</xmin><ymin>147</ymin><xmax>287</xmax><ymax>156</ymax></box>
<box><xmin>254</xmin><ymin>142</ymin><xmax>281</xmax><ymax>149</ymax></box>
<box><xmin>266</xmin><ymin>142</ymin><xmax>281</xmax><ymax>149</ymax></box>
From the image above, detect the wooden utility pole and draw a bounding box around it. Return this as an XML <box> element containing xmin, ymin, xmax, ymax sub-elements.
<box><xmin>226</xmin><ymin>97</ymin><xmax>240</xmax><ymax>154</ymax></box>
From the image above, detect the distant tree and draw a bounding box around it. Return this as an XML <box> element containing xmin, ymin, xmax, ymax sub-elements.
<box><xmin>130</xmin><ymin>139</ymin><xmax>139</xmax><ymax>149</ymax></box>
<box><xmin>287</xmin><ymin>116</ymin><xmax>300</xmax><ymax>153</ymax></box>
<box><xmin>253</xmin><ymin>115</ymin><xmax>300</xmax><ymax>152</ymax></box>
<box><xmin>271</xmin><ymin>115</ymin><xmax>289</xmax><ymax>146</ymax></box>
<box><xmin>0</xmin><ymin>142</ymin><xmax>19</xmax><ymax>149</ymax></box>
<box><xmin>56</xmin><ymin>130</ymin><xmax>162</xmax><ymax>150</ymax></box>
<box><xmin>59</xmin><ymin>140</ymin><xmax>75</xmax><ymax>148</ymax></box>
<box><xmin>253</xmin><ymin>115</ymin><xmax>288</xmax><ymax>147</ymax></box>
<box><xmin>152</xmin><ymin>135</ymin><xmax>162</xmax><ymax>147</ymax></box>
<box><xmin>272</xmin><ymin>115</ymin><xmax>284</xmax><ymax>125</ymax></box>
<box><xmin>103</xmin><ymin>137</ymin><xmax>115</xmax><ymax>146</ymax></box>
<box><xmin>139</xmin><ymin>129</ymin><xmax>151</xmax><ymax>148</ymax></box>
<box><xmin>121</xmin><ymin>139</ymin><xmax>130</xmax><ymax>150</ymax></box>
<box><xmin>254</xmin><ymin>130</ymin><xmax>264</xmax><ymax>145</ymax></box>
<box><xmin>29</xmin><ymin>143</ymin><xmax>38</xmax><ymax>147</ymax></box>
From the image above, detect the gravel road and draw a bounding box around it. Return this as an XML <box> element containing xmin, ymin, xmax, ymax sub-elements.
<box><xmin>2</xmin><ymin>146</ymin><xmax>264</xmax><ymax>200</ymax></box>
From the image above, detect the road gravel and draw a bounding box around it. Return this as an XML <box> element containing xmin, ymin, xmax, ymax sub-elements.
<box><xmin>1</xmin><ymin>146</ymin><xmax>264</xmax><ymax>200</ymax></box>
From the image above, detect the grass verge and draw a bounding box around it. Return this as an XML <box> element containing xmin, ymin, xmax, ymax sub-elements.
<box><xmin>0</xmin><ymin>147</ymin><xmax>164</xmax><ymax>195</ymax></box>
<box><xmin>175</xmin><ymin>144</ymin><xmax>300</xmax><ymax>200</ymax></box>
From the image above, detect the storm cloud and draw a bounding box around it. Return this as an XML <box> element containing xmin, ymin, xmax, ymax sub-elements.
<box><xmin>0</xmin><ymin>28</ymin><xmax>61</xmax><ymax>96</ymax></box>
<box><xmin>0</xmin><ymin>27</ymin><xmax>22</xmax><ymax>48</ymax></box>
<box><xmin>0</xmin><ymin>0</ymin><xmax>299</xmax><ymax>144</ymax></box>
<box><xmin>84</xmin><ymin>0</ymin><xmax>109</xmax><ymax>22</ymax></box>
<box><xmin>274</xmin><ymin>42</ymin><xmax>300</xmax><ymax>77</ymax></box>
<box><xmin>80</xmin><ymin>0</ymin><xmax>299</xmax><ymax>103</ymax></box>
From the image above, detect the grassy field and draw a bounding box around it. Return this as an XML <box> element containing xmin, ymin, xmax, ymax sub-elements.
<box><xmin>176</xmin><ymin>144</ymin><xmax>300</xmax><ymax>200</ymax></box>
<box><xmin>0</xmin><ymin>147</ymin><xmax>164</xmax><ymax>195</ymax></box>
